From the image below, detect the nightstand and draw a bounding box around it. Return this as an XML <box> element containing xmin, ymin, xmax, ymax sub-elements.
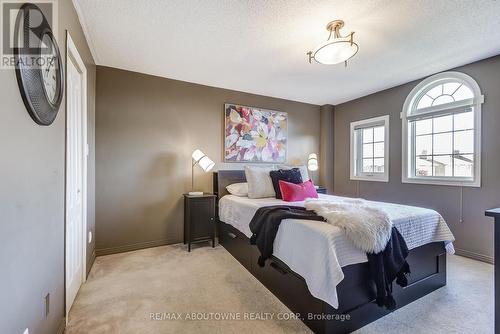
<box><xmin>184</xmin><ymin>193</ymin><xmax>216</xmax><ymax>252</ymax></box>
<box><xmin>316</xmin><ymin>186</ymin><xmax>327</xmax><ymax>194</ymax></box>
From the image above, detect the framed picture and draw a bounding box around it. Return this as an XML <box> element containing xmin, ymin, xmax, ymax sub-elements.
<box><xmin>224</xmin><ymin>103</ymin><xmax>287</xmax><ymax>162</ymax></box>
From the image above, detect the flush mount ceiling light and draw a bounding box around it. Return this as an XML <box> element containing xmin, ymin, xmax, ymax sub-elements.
<box><xmin>307</xmin><ymin>20</ymin><xmax>358</xmax><ymax>66</ymax></box>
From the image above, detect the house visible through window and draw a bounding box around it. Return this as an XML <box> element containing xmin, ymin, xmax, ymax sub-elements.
<box><xmin>414</xmin><ymin>112</ymin><xmax>474</xmax><ymax>177</ymax></box>
<box><xmin>350</xmin><ymin>115</ymin><xmax>389</xmax><ymax>182</ymax></box>
<box><xmin>402</xmin><ymin>72</ymin><xmax>483</xmax><ymax>187</ymax></box>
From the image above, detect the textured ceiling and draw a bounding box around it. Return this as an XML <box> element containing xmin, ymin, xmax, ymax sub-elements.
<box><xmin>73</xmin><ymin>0</ymin><xmax>500</xmax><ymax>105</ymax></box>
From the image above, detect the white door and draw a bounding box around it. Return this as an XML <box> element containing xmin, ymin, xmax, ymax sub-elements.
<box><xmin>65</xmin><ymin>32</ymin><xmax>87</xmax><ymax>315</ymax></box>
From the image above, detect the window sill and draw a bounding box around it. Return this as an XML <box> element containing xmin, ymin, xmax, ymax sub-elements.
<box><xmin>402</xmin><ymin>177</ymin><xmax>480</xmax><ymax>187</ymax></box>
<box><xmin>350</xmin><ymin>175</ymin><xmax>389</xmax><ymax>183</ymax></box>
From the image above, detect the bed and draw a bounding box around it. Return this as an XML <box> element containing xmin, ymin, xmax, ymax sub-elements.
<box><xmin>213</xmin><ymin>170</ymin><xmax>454</xmax><ymax>333</ymax></box>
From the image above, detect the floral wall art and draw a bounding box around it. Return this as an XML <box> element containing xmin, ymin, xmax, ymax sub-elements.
<box><xmin>224</xmin><ymin>104</ymin><xmax>287</xmax><ymax>162</ymax></box>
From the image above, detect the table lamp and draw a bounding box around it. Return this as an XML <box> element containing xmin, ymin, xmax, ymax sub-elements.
<box><xmin>189</xmin><ymin>149</ymin><xmax>215</xmax><ymax>196</ymax></box>
<box><xmin>308</xmin><ymin>153</ymin><xmax>319</xmax><ymax>187</ymax></box>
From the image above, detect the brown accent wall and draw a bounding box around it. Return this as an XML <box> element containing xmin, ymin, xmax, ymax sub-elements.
<box><xmin>333</xmin><ymin>55</ymin><xmax>500</xmax><ymax>262</ymax></box>
<box><xmin>95</xmin><ymin>66</ymin><xmax>321</xmax><ymax>255</ymax></box>
<box><xmin>0</xmin><ymin>0</ymin><xmax>96</xmax><ymax>333</ymax></box>
<box><xmin>320</xmin><ymin>104</ymin><xmax>335</xmax><ymax>193</ymax></box>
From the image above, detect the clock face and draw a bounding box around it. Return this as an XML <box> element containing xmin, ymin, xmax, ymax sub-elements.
<box><xmin>41</xmin><ymin>33</ymin><xmax>59</xmax><ymax>106</ymax></box>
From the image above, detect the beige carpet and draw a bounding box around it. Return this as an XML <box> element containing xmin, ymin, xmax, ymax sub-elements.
<box><xmin>66</xmin><ymin>244</ymin><xmax>493</xmax><ymax>334</ymax></box>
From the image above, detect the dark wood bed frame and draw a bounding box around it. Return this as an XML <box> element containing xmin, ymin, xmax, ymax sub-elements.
<box><xmin>213</xmin><ymin>171</ymin><xmax>447</xmax><ymax>333</ymax></box>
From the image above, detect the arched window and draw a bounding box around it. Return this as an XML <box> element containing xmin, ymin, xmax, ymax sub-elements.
<box><xmin>402</xmin><ymin>72</ymin><xmax>483</xmax><ymax>187</ymax></box>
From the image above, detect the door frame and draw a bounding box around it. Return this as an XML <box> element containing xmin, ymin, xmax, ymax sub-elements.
<box><xmin>65</xmin><ymin>31</ymin><xmax>88</xmax><ymax>316</ymax></box>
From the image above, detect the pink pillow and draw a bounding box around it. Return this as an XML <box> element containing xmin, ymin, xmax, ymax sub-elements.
<box><xmin>279</xmin><ymin>179</ymin><xmax>318</xmax><ymax>202</ymax></box>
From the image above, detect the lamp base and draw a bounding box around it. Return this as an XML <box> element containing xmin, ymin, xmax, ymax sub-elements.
<box><xmin>188</xmin><ymin>191</ymin><xmax>204</xmax><ymax>196</ymax></box>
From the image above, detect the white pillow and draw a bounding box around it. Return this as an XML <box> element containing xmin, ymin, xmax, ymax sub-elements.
<box><xmin>244</xmin><ymin>166</ymin><xmax>276</xmax><ymax>199</ymax></box>
<box><xmin>226</xmin><ymin>182</ymin><xmax>248</xmax><ymax>197</ymax></box>
<box><xmin>278</xmin><ymin>165</ymin><xmax>309</xmax><ymax>182</ymax></box>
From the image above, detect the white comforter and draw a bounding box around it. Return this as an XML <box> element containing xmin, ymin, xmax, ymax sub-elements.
<box><xmin>218</xmin><ymin>194</ymin><xmax>455</xmax><ymax>309</ymax></box>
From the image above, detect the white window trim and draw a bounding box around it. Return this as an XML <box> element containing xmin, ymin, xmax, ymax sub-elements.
<box><xmin>402</xmin><ymin>71</ymin><xmax>483</xmax><ymax>187</ymax></box>
<box><xmin>350</xmin><ymin>115</ymin><xmax>390</xmax><ymax>182</ymax></box>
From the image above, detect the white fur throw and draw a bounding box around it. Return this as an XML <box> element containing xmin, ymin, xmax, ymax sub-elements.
<box><xmin>305</xmin><ymin>198</ymin><xmax>392</xmax><ymax>254</ymax></box>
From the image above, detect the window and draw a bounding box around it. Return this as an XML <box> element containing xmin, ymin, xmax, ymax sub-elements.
<box><xmin>350</xmin><ymin>115</ymin><xmax>389</xmax><ymax>182</ymax></box>
<box><xmin>402</xmin><ymin>72</ymin><xmax>483</xmax><ymax>187</ymax></box>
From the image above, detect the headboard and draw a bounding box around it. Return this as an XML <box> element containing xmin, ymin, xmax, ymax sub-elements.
<box><xmin>213</xmin><ymin>170</ymin><xmax>246</xmax><ymax>200</ymax></box>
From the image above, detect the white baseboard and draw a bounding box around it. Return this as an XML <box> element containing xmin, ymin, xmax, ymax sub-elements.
<box><xmin>454</xmin><ymin>248</ymin><xmax>494</xmax><ymax>264</ymax></box>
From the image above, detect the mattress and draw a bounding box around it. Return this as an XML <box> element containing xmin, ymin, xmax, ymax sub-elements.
<box><xmin>218</xmin><ymin>193</ymin><xmax>455</xmax><ymax>309</ymax></box>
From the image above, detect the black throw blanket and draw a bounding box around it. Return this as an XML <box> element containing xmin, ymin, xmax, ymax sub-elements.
<box><xmin>367</xmin><ymin>227</ymin><xmax>410</xmax><ymax>310</ymax></box>
<box><xmin>249</xmin><ymin>206</ymin><xmax>324</xmax><ymax>267</ymax></box>
<box><xmin>249</xmin><ymin>205</ymin><xmax>411</xmax><ymax>310</ymax></box>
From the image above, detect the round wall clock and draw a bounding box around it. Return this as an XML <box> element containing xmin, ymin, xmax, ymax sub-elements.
<box><xmin>13</xmin><ymin>3</ymin><xmax>64</xmax><ymax>126</ymax></box>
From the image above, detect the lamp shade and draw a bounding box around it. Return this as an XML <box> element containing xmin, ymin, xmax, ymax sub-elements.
<box><xmin>192</xmin><ymin>149</ymin><xmax>215</xmax><ymax>172</ymax></box>
<box><xmin>198</xmin><ymin>156</ymin><xmax>215</xmax><ymax>172</ymax></box>
<box><xmin>313</xmin><ymin>40</ymin><xmax>358</xmax><ymax>65</ymax></box>
<box><xmin>191</xmin><ymin>149</ymin><xmax>206</xmax><ymax>163</ymax></box>
<box><xmin>308</xmin><ymin>153</ymin><xmax>319</xmax><ymax>171</ymax></box>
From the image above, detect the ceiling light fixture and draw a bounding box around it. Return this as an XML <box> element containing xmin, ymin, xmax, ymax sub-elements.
<box><xmin>307</xmin><ymin>20</ymin><xmax>358</xmax><ymax>66</ymax></box>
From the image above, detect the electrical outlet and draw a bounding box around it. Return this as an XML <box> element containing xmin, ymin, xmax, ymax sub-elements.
<box><xmin>45</xmin><ymin>293</ymin><xmax>50</xmax><ymax>318</ymax></box>
<box><xmin>23</xmin><ymin>328</ymin><xmax>29</xmax><ymax>334</ymax></box>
